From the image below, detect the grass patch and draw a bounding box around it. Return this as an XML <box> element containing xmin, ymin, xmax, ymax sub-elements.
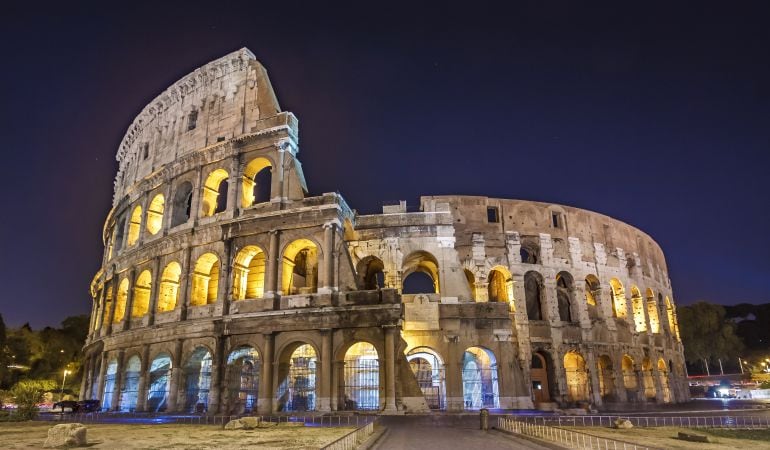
<box><xmin>703</xmin><ymin>428</ymin><xmax>770</xmax><ymax>441</ymax></box>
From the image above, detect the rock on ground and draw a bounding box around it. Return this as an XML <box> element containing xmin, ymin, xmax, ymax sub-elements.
<box><xmin>613</xmin><ymin>419</ymin><xmax>633</xmax><ymax>429</ymax></box>
<box><xmin>43</xmin><ymin>423</ymin><xmax>87</xmax><ymax>448</ymax></box>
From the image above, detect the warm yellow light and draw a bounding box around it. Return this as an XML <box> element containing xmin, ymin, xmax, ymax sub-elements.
<box><xmin>201</xmin><ymin>169</ymin><xmax>229</xmax><ymax>216</ymax></box>
<box><xmin>127</xmin><ymin>205</ymin><xmax>142</xmax><ymax>246</ymax></box>
<box><xmin>146</xmin><ymin>194</ymin><xmax>164</xmax><ymax>235</ymax></box>
<box><xmin>191</xmin><ymin>253</ymin><xmax>219</xmax><ymax>305</ymax></box>
<box><xmin>241</xmin><ymin>157</ymin><xmax>272</xmax><ymax>207</ymax></box>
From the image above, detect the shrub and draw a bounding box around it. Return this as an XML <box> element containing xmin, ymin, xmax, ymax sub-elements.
<box><xmin>11</xmin><ymin>379</ymin><xmax>56</xmax><ymax>420</ymax></box>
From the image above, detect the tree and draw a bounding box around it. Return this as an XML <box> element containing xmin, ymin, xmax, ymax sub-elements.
<box><xmin>11</xmin><ymin>379</ymin><xmax>57</xmax><ymax>420</ymax></box>
<box><xmin>678</xmin><ymin>302</ymin><xmax>744</xmax><ymax>375</ymax></box>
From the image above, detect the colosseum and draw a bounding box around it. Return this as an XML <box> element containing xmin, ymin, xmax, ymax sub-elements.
<box><xmin>81</xmin><ymin>48</ymin><xmax>688</xmax><ymax>415</ymax></box>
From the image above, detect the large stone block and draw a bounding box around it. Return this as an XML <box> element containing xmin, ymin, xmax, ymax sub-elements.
<box><xmin>43</xmin><ymin>423</ymin><xmax>87</xmax><ymax>448</ymax></box>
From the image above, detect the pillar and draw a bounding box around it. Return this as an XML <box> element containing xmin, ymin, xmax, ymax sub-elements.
<box><xmin>258</xmin><ymin>333</ymin><xmax>274</xmax><ymax>414</ymax></box>
<box><xmin>264</xmin><ymin>230</ymin><xmax>280</xmax><ymax>297</ymax></box>
<box><xmin>178</xmin><ymin>246</ymin><xmax>193</xmax><ymax>320</ymax></box>
<box><xmin>318</xmin><ymin>329</ymin><xmax>332</xmax><ymax>411</ymax></box>
<box><xmin>384</xmin><ymin>326</ymin><xmax>398</xmax><ymax>412</ymax></box>
<box><xmin>168</xmin><ymin>339</ymin><xmax>184</xmax><ymax>412</ymax></box>
<box><xmin>332</xmin><ymin>361</ymin><xmax>343</xmax><ymax>411</ymax></box>
<box><xmin>585</xmin><ymin>350</ymin><xmax>602</xmax><ymax>407</ymax></box>
<box><xmin>135</xmin><ymin>345</ymin><xmax>151</xmax><ymax>411</ymax></box>
<box><xmin>110</xmin><ymin>350</ymin><xmax>125</xmax><ymax>411</ymax></box>
<box><xmin>95</xmin><ymin>352</ymin><xmax>108</xmax><ymax>404</ymax></box>
<box><xmin>320</xmin><ymin>223</ymin><xmax>336</xmax><ymax>294</ymax></box>
<box><xmin>208</xmin><ymin>335</ymin><xmax>226</xmax><ymax>414</ymax></box>
<box><xmin>105</xmin><ymin>276</ymin><xmax>119</xmax><ymax>336</ymax></box>
<box><xmin>445</xmin><ymin>335</ymin><xmax>463</xmax><ymax>411</ymax></box>
<box><xmin>122</xmin><ymin>268</ymin><xmax>136</xmax><ymax>331</ymax></box>
<box><xmin>217</xmin><ymin>239</ymin><xmax>233</xmax><ymax>316</ymax></box>
<box><xmin>79</xmin><ymin>355</ymin><xmax>91</xmax><ymax>401</ymax></box>
<box><xmin>147</xmin><ymin>258</ymin><xmax>162</xmax><ymax>326</ymax></box>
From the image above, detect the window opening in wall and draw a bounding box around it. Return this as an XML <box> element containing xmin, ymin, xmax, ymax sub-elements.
<box><xmin>551</xmin><ymin>212</ymin><xmax>564</xmax><ymax>229</ymax></box>
<box><xmin>142</xmin><ymin>143</ymin><xmax>149</xmax><ymax>160</ymax></box>
<box><xmin>520</xmin><ymin>247</ymin><xmax>537</xmax><ymax>264</ymax></box>
<box><xmin>217</xmin><ymin>136</ymin><xmax>225</xmax><ymax>142</ymax></box>
<box><xmin>487</xmin><ymin>207</ymin><xmax>499</xmax><ymax>223</ymax></box>
<box><xmin>171</xmin><ymin>181</ymin><xmax>194</xmax><ymax>227</ymax></box>
<box><xmin>187</xmin><ymin>110</ymin><xmax>198</xmax><ymax>131</ymax></box>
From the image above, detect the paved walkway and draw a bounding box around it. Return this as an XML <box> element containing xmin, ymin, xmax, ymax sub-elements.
<box><xmin>372</xmin><ymin>415</ymin><xmax>553</xmax><ymax>450</ymax></box>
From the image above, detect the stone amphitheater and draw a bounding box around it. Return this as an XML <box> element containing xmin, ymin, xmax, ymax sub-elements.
<box><xmin>81</xmin><ymin>48</ymin><xmax>688</xmax><ymax>415</ymax></box>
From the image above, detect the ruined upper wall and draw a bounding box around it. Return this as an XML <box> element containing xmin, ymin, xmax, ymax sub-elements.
<box><xmin>113</xmin><ymin>48</ymin><xmax>282</xmax><ymax>205</ymax></box>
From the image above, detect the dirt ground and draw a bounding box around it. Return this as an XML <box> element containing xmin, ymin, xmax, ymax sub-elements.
<box><xmin>562</xmin><ymin>426</ymin><xmax>770</xmax><ymax>450</ymax></box>
<box><xmin>0</xmin><ymin>421</ymin><xmax>355</xmax><ymax>449</ymax></box>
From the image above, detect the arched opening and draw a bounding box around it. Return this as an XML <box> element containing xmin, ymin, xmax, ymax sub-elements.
<box><xmin>232</xmin><ymin>246</ymin><xmax>266</xmax><ymax>300</ymax></box>
<box><xmin>102</xmin><ymin>359</ymin><xmax>118</xmax><ymax>411</ymax></box>
<box><xmin>201</xmin><ymin>169</ymin><xmax>229</xmax><ymax>216</ymax></box>
<box><xmin>242</xmin><ymin>157</ymin><xmax>273</xmax><ymax>207</ymax></box>
<box><xmin>646</xmin><ymin>288</ymin><xmax>660</xmax><ymax>334</ymax></box>
<box><xmin>191</xmin><ymin>253</ymin><xmax>219</xmax><ymax>306</ymax></box>
<box><xmin>406</xmin><ymin>348</ymin><xmax>446</xmax><ymax>410</ymax></box>
<box><xmin>224</xmin><ymin>346</ymin><xmax>260</xmax><ymax>414</ymax></box>
<box><xmin>277</xmin><ymin>344</ymin><xmax>317</xmax><ymax>412</ymax></box>
<box><xmin>461</xmin><ymin>347</ymin><xmax>499</xmax><ymax>409</ymax></box>
<box><xmin>464</xmin><ymin>270</ymin><xmax>478</xmax><ymax>301</ymax></box>
<box><xmin>102</xmin><ymin>282</ymin><xmax>114</xmax><ymax>326</ymax></box>
<box><xmin>584</xmin><ymin>275</ymin><xmax>601</xmax><ymax>320</ymax></box>
<box><xmin>119</xmin><ymin>355</ymin><xmax>141</xmax><ymax>412</ymax></box>
<box><xmin>556</xmin><ymin>272</ymin><xmax>575</xmax><ymax>322</ymax></box>
<box><xmin>630</xmin><ymin>286</ymin><xmax>647</xmax><ymax>332</ymax></box>
<box><xmin>127</xmin><ymin>205</ymin><xmax>142</xmax><ymax>247</ymax></box>
<box><xmin>114</xmin><ymin>278</ymin><xmax>129</xmax><ymax>323</ymax></box>
<box><xmin>356</xmin><ymin>256</ymin><xmax>385</xmax><ymax>290</ymax></box>
<box><xmin>488</xmin><ymin>267</ymin><xmax>513</xmax><ymax>303</ymax></box>
<box><xmin>157</xmin><ymin>262</ymin><xmax>181</xmax><ymax>312</ymax></box>
<box><xmin>564</xmin><ymin>352</ymin><xmax>589</xmax><ymax>402</ymax></box>
<box><xmin>609</xmin><ymin>278</ymin><xmax>627</xmax><ymax>319</ymax></box>
<box><xmin>146</xmin><ymin>194</ymin><xmax>164</xmax><ymax>235</ymax></box>
<box><xmin>530</xmin><ymin>352</ymin><xmax>552</xmax><ymax>405</ymax></box>
<box><xmin>657</xmin><ymin>358</ymin><xmax>671</xmax><ymax>403</ymax></box>
<box><xmin>622</xmin><ymin>355</ymin><xmax>637</xmax><ymax>401</ymax></box>
<box><xmin>402</xmin><ymin>251</ymin><xmax>440</xmax><ymax>294</ymax></box>
<box><xmin>171</xmin><ymin>181</ymin><xmax>193</xmax><ymax>227</ymax></box>
<box><xmin>114</xmin><ymin>215</ymin><xmax>126</xmax><ymax>252</ymax></box>
<box><xmin>147</xmin><ymin>353</ymin><xmax>172</xmax><ymax>412</ymax></box>
<box><xmin>520</xmin><ymin>245</ymin><xmax>538</xmax><ymax>264</ymax></box>
<box><xmin>597</xmin><ymin>355</ymin><xmax>615</xmax><ymax>401</ymax></box>
<box><xmin>524</xmin><ymin>271</ymin><xmax>545</xmax><ymax>321</ymax></box>
<box><xmin>342</xmin><ymin>342</ymin><xmax>380</xmax><ymax>411</ymax></box>
<box><xmin>184</xmin><ymin>347</ymin><xmax>212</xmax><ymax>413</ymax></box>
<box><xmin>642</xmin><ymin>357</ymin><xmax>656</xmax><ymax>400</ymax></box>
<box><xmin>665</xmin><ymin>297</ymin><xmax>679</xmax><ymax>340</ymax></box>
<box><xmin>131</xmin><ymin>270</ymin><xmax>152</xmax><ymax>318</ymax></box>
<box><xmin>282</xmin><ymin>239</ymin><xmax>318</xmax><ymax>295</ymax></box>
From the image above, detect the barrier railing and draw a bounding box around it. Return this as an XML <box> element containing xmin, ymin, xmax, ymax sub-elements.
<box><xmin>38</xmin><ymin>412</ymin><xmax>377</xmax><ymax>428</ymax></box>
<box><xmin>321</xmin><ymin>419</ymin><xmax>376</xmax><ymax>450</ymax></box>
<box><xmin>498</xmin><ymin>416</ymin><xmax>649</xmax><ymax>450</ymax></box>
<box><xmin>514</xmin><ymin>414</ymin><xmax>770</xmax><ymax>429</ymax></box>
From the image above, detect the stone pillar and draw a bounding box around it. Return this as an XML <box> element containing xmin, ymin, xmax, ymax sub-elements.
<box><xmin>168</xmin><ymin>339</ymin><xmax>184</xmax><ymax>412</ymax></box>
<box><xmin>123</xmin><ymin>268</ymin><xmax>136</xmax><ymax>331</ymax></box>
<box><xmin>320</xmin><ymin>223</ymin><xmax>336</xmax><ymax>294</ymax></box>
<box><xmin>79</xmin><ymin>355</ymin><xmax>91</xmax><ymax>401</ymax></box>
<box><xmin>135</xmin><ymin>345</ymin><xmax>151</xmax><ymax>411</ymax></box>
<box><xmin>258</xmin><ymin>333</ymin><xmax>274</xmax><ymax>414</ymax></box>
<box><xmin>652</xmin><ymin>357</ymin><xmax>665</xmax><ymax>403</ymax></box>
<box><xmin>96</xmin><ymin>352</ymin><xmax>108</xmax><ymax>404</ymax></box>
<box><xmin>178</xmin><ymin>246</ymin><xmax>193</xmax><ymax>321</ymax></box>
<box><xmin>208</xmin><ymin>335</ymin><xmax>226</xmax><ymax>414</ymax></box>
<box><xmin>110</xmin><ymin>350</ymin><xmax>125</xmax><ymax>411</ymax></box>
<box><xmin>105</xmin><ymin>276</ymin><xmax>119</xmax><ymax>336</ymax></box>
<box><xmin>147</xmin><ymin>257</ymin><xmax>162</xmax><ymax>326</ymax></box>
<box><xmin>95</xmin><ymin>283</ymin><xmax>108</xmax><ymax>336</ymax></box>
<box><xmin>227</xmin><ymin>155</ymin><xmax>239</xmax><ymax>216</ymax></box>
<box><xmin>445</xmin><ymin>335</ymin><xmax>462</xmax><ymax>411</ymax></box>
<box><xmin>585</xmin><ymin>350</ymin><xmax>602</xmax><ymax>407</ymax></box>
<box><xmin>332</xmin><ymin>361</ymin><xmax>343</xmax><ymax>411</ymax></box>
<box><xmin>191</xmin><ymin>167</ymin><xmax>203</xmax><ymax>225</ymax></box>
<box><xmin>318</xmin><ymin>329</ymin><xmax>332</xmax><ymax>411</ymax></box>
<box><xmin>383</xmin><ymin>326</ymin><xmax>398</xmax><ymax>413</ymax></box>
<box><xmin>264</xmin><ymin>230</ymin><xmax>280</xmax><ymax>297</ymax></box>
<box><xmin>216</xmin><ymin>239</ymin><xmax>233</xmax><ymax>316</ymax></box>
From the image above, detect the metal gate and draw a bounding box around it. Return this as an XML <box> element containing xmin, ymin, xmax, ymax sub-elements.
<box><xmin>342</xmin><ymin>360</ymin><xmax>380</xmax><ymax>410</ymax></box>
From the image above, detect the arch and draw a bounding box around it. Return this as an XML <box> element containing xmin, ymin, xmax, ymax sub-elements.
<box><xmin>114</xmin><ymin>215</ymin><xmax>126</xmax><ymax>252</ymax></box>
<box><xmin>224</xmin><ymin>346</ymin><xmax>261</xmax><ymax>414</ymax></box>
<box><xmin>102</xmin><ymin>282</ymin><xmax>114</xmax><ymax>326</ymax></box>
<box><xmin>147</xmin><ymin>353</ymin><xmax>172</xmax><ymax>412</ymax></box>
<box><xmin>597</xmin><ymin>355</ymin><xmax>615</xmax><ymax>401</ymax></box>
<box><xmin>464</xmin><ymin>269</ymin><xmax>478</xmax><ymax>301</ymax></box>
<box><xmin>119</xmin><ymin>355</ymin><xmax>141</xmax><ymax>412</ymax></box>
<box><xmin>530</xmin><ymin>351</ymin><xmax>553</xmax><ymax>405</ymax></box>
<box><xmin>241</xmin><ymin>157</ymin><xmax>273</xmax><ymax>207</ymax></box>
<box><xmin>609</xmin><ymin>278</ymin><xmax>627</xmax><ymax>319</ymax></box>
<box><xmin>630</xmin><ymin>286</ymin><xmax>647</xmax><ymax>332</ymax></box>
<box><xmin>520</xmin><ymin>245</ymin><xmax>538</xmax><ymax>264</ymax></box>
<box><xmin>646</xmin><ymin>288</ymin><xmax>660</xmax><ymax>334</ymax></box>
<box><xmin>563</xmin><ymin>351</ymin><xmax>589</xmax><ymax>402</ymax></box>
<box><xmin>201</xmin><ymin>169</ymin><xmax>229</xmax><ymax>216</ymax></box>
<box><xmin>114</xmin><ymin>278</ymin><xmax>129</xmax><ymax>323</ymax></box>
<box><xmin>146</xmin><ymin>194</ymin><xmax>164</xmax><ymax>235</ymax></box>
<box><xmin>641</xmin><ymin>357</ymin><xmax>656</xmax><ymax>400</ymax></box>
<box><xmin>461</xmin><ymin>346</ymin><xmax>499</xmax><ymax>409</ymax></box>
<box><xmin>356</xmin><ymin>256</ymin><xmax>385</xmax><ymax>290</ymax></box>
<box><xmin>402</xmin><ymin>251</ymin><xmax>440</xmax><ymax>294</ymax></box>
<box><xmin>341</xmin><ymin>342</ymin><xmax>380</xmax><ymax>410</ymax></box>
<box><xmin>127</xmin><ymin>205</ymin><xmax>142</xmax><ymax>247</ymax></box>
<box><xmin>277</xmin><ymin>343</ymin><xmax>317</xmax><ymax>412</ymax></box>
<box><xmin>232</xmin><ymin>245</ymin><xmax>266</xmax><ymax>300</ymax></box>
<box><xmin>157</xmin><ymin>262</ymin><xmax>181</xmax><ymax>312</ymax></box>
<box><xmin>657</xmin><ymin>358</ymin><xmax>671</xmax><ymax>403</ymax></box>
<box><xmin>102</xmin><ymin>359</ymin><xmax>118</xmax><ymax>411</ymax></box>
<box><xmin>282</xmin><ymin>239</ymin><xmax>318</xmax><ymax>295</ymax></box>
<box><xmin>584</xmin><ymin>275</ymin><xmax>601</xmax><ymax>320</ymax></box>
<box><xmin>171</xmin><ymin>181</ymin><xmax>193</xmax><ymax>227</ymax></box>
<box><xmin>524</xmin><ymin>271</ymin><xmax>545</xmax><ymax>321</ymax></box>
<box><xmin>191</xmin><ymin>253</ymin><xmax>219</xmax><ymax>306</ymax></box>
<box><xmin>621</xmin><ymin>355</ymin><xmax>637</xmax><ymax>399</ymax></box>
<box><xmin>488</xmin><ymin>266</ymin><xmax>513</xmax><ymax>303</ymax></box>
<box><xmin>556</xmin><ymin>272</ymin><xmax>575</xmax><ymax>322</ymax></box>
<box><xmin>131</xmin><ymin>270</ymin><xmax>152</xmax><ymax>318</ymax></box>
<box><xmin>183</xmin><ymin>347</ymin><xmax>212</xmax><ymax>413</ymax></box>
<box><xmin>406</xmin><ymin>347</ymin><xmax>446</xmax><ymax>410</ymax></box>
<box><xmin>665</xmin><ymin>296</ymin><xmax>679</xmax><ymax>340</ymax></box>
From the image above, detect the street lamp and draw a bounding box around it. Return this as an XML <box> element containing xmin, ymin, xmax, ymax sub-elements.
<box><xmin>60</xmin><ymin>369</ymin><xmax>70</xmax><ymax>401</ymax></box>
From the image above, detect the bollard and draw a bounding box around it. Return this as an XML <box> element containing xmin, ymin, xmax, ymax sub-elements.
<box><xmin>480</xmin><ymin>408</ymin><xmax>489</xmax><ymax>431</ymax></box>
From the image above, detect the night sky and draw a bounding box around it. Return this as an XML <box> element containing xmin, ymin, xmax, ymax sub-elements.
<box><xmin>2</xmin><ymin>1</ymin><xmax>769</xmax><ymax>328</ymax></box>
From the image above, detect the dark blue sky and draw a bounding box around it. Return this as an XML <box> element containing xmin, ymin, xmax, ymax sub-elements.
<box><xmin>1</xmin><ymin>1</ymin><xmax>769</xmax><ymax>327</ymax></box>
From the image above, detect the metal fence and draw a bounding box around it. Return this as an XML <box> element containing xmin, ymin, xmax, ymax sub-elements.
<box><xmin>515</xmin><ymin>414</ymin><xmax>770</xmax><ymax>429</ymax></box>
<box><xmin>321</xmin><ymin>419</ymin><xmax>377</xmax><ymax>450</ymax></box>
<box><xmin>498</xmin><ymin>416</ymin><xmax>649</xmax><ymax>450</ymax></box>
<box><xmin>37</xmin><ymin>412</ymin><xmax>377</xmax><ymax>428</ymax></box>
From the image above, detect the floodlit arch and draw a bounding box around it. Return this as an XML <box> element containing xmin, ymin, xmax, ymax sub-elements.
<box><xmin>556</xmin><ymin>272</ymin><xmax>576</xmax><ymax>322</ymax></box>
<box><xmin>157</xmin><ymin>262</ymin><xmax>181</xmax><ymax>312</ymax></box>
<box><xmin>183</xmin><ymin>347</ymin><xmax>212</xmax><ymax>413</ymax></box>
<box><xmin>657</xmin><ymin>358</ymin><xmax>671</xmax><ymax>403</ymax></box>
<box><xmin>402</xmin><ymin>251</ymin><xmax>440</xmax><ymax>294</ymax></box>
<box><xmin>119</xmin><ymin>355</ymin><xmax>141</xmax><ymax>412</ymax></box>
<box><xmin>114</xmin><ymin>278</ymin><xmax>129</xmax><ymax>323</ymax></box>
<box><xmin>171</xmin><ymin>181</ymin><xmax>193</xmax><ymax>227</ymax></box>
<box><xmin>609</xmin><ymin>278</ymin><xmax>627</xmax><ymax>319</ymax></box>
<box><xmin>342</xmin><ymin>342</ymin><xmax>380</xmax><ymax>411</ymax></box>
<box><xmin>597</xmin><ymin>355</ymin><xmax>615</xmax><ymax>401</ymax></box>
<box><xmin>584</xmin><ymin>275</ymin><xmax>601</xmax><ymax>320</ymax></box>
<box><xmin>461</xmin><ymin>346</ymin><xmax>499</xmax><ymax>409</ymax></box>
<box><xmin>622</xmin><ymin>355</ymin><xmax>637</xmax><ymax>393</ymax></box>
<box><xmin>241</xmin><ymin>157</ymin><xmax>273</xmax><ymax>207</ymax></box>
<box><xmin>127</xmin><ymin>205</ymin><xmax>142</xmax><ymax>246</ymax></box>
<box><xmin>225</xmin><ymin>346</ymin><xmax>261</xmax><ymax>414</ymax></box>
<box><xmin>277</xmin><ymin>343</ymin><xmax>317</xmax><ymax>412</ymax></box>
<box><xmin>147</xmin><ymin>353</ymin><xmax>172</xmax><ymax>412</ymax></box>
<box><xmin>282</xmin><ymin>239</ymin><xmax>318</xmax><ymax>295</ymax></box>
<box><xmin>530</xmin><ymin>351</ymin><xmax>553</xmax><ymax>404</ymax></box>
<box><xmin>488</xmin><ymin>266</ymin><xmax>513</xmax><ymax>303</ymax></box>
<box><xmin>232</xmin><ymin>245</ymin><xmax>266</xmax><ymax>300</ymax></box>
<box><xmin>201</xmin><ymin>169</ymin><xmax>229</xmax><ymax>216</ymax></box>
<box><xmin>406</xmin><ymin>347</ymin><xmax>446</xmax><ymax>410</ymax></box>
<box><xmin>102</xmin><ymin>283</ymin><xmax>114</xmax><ymax>327</ymax></box>
<box><xmin>630</xmin><ymin>286</ymin><xmax>647</xmax><ymax>332</ymax></box>
<box><xmin>642</xmin><ymin>357</ymin><xmax>656</xmax><ymax>400</ymax></box>
<box><xmin>646</xmin><ymin>288</ymin><xmax>660</xmax><ymax>333</ymax></box>
<box><xmin>102</xmin><ymin>359</ymin><xmax>118</xmax><ymax>411</ymax></box>
<box><xmin>464</xmin><ymin>269</ymin><xmax>478</xmax><ymax>301</ymax></box>
<box><xmin>191</xmin><ymin>253</ymin><xmax>220</xmax><ymax>306</ymax></box>
<box><xmin>524</xmin><ymin>271</ymin><xmax>545</xmax><ymax>321</ymax></box>
<box><xmin>356</xmin><ymin>256</ymin><xmax>385</xmax><ymax>290</ymax></box>
<box><xmin>665</xmin><ymin>297</ymin><xmax>679</xmax><ymax>340</ymax></box>
<box><xmin>146</xmin><ymin>194</ymin><xmax>164</xmax><ymax>235</ymax></box>
<box><xmin>563</xmin><ymin>352</ymin><xmax>589</xmax><ymax>402</ymax></box>
<box><xmin>131</xmin><ymin>270</ymin><xmax>152</xmax><ymax>318</ymax></box>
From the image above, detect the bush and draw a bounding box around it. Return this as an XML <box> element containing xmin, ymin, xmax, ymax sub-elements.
<box><xmin>11</xmin><ymin>379</ymin><xmax>56</xmax><ymax>420</ymax></box>
<box><xmin>759</xmin><ymin>381</ymin><xmax>770</xmax><ymax>389</ymax></box>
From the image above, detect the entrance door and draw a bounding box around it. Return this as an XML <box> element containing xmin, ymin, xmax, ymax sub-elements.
<box><xmin>531</xmin><ymin>353</ymin><xmax>550</xmax><ymax>404</ymax></box>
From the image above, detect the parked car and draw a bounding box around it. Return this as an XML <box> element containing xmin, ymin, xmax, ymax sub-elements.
<box><xmin>77</xmin><ymin>400</ymin><xmax>101</xmax><ymax>412</ymax></box>
<box><xmin>52</xmin><ymin>400</ymin><xmax>78</xmax><ymax>412</ymax></box>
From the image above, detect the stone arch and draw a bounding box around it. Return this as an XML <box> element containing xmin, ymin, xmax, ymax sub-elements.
<box><xmin>461</xmin><ymin>346</ymin><xmax>499</xmax><ymax>409</ymax></box>
<box><xmin>584</xmin><ymin>275</ymin><xmax>601</xmax><ymax>320</ymax></box>
<box><xmin>464</xmin><ymin>269</ymin><xmax>478</xmax><ymax>301</ymax></box>
<box><xmin>520</xmin><ymin>238</ymin><xmax>540</xmax><ymax>264</ymax></box>
<box><xmin>630</xmin><ymin>286</ymin><xmax>647</xmax><ymax>332</ymax></box>
<box><xmin>183</xmin><ymin>346</ymin><xmax>213</xmax><ymax>413</ymax></box>
<box><xmin>657</xmin><ymin>358</ymin><xmax>671</xmax><ymax>403</ymax></box>
<box><xmin>406</xmin><ymin>347</ymin><xmax>446</xmax><ymax>410</ymax></box>
<box><xmin>356</xmin><ymin>256</ymin><xmax>385</xmax><ymax>290</ymax></box>
<box><xmin>191</xmin><ymin>252</ymin><xmax>219</xmax><ymax>306</ymax></box>
<box><xmin>276</xmin><ymin>342</ymin><xmax>318</xmax><ymax>412</ymax></box>
<box><xmin>609</xmin><ymin>278</ymin><xmax>627</xmax><ymax>319</ymax></box>
<box><xmin>114</xmin><ymin>278</ymin><xmax>129</xmax><ymax>323</ymax></box>
<box><xmin>224</xmin><ymin>346</ymin><xmax>261</xmax><ymax>414</ymax></box>
<box><xmin>646</xmin><ymin>288</ymin><xmax>660</xmax><ymax>333</ymax></box>
<box><xmin>282</xmin><ymin>238</ymin><xmax>319</xmax><ymax>295</ymax></box>
<box><xmin>146</xmin><ymin>194</ymin><xmax>164</xmax><ymax>235</ymax></box>
<box><xmin>119</xmin><ymin>354</ymin><xmax>142</xmax><ymax>412</ymax></box>
<box><xmin>402</xmin><ymin>251</ymin><xmax>440</xmax><ymax>294</ymax></box>
<box><xmin>232</xmin><ymin>245</ymin><xmax>266</xmax><ymax>300</ymax></box>
<box><xmin>146</xmin><ymin>352</ymin><xmax>173</xmax><ymax>412</ymax></box>
<box><xmin>488</xmin><ymin>266</ymin><xmax>513</xmax><ymax>303</ymax></box>
<box><xmin>563</xmin><ymin>351</ymin><xmax>589</xmax><ymax>402</ymax></box>
<box><xmin>131</xmin><ymin>270</ymin><xmax>152</xmax><ymax>318</ymax></box>
<box><xmin>171</xmin><ymin>181</ymin><xmax>193</xmax><ymax>227</ymax></box>
<box><xmin>340</xmin><ymin>342</ymin><xmax>380</xmax><ymax>411</ymax></box>
<box><xmin>102</xmin><ymin>359</ymin><xmax>118</xmax><ymax>411</ymax></box>
<box><xmin>556</xmin><ymin>271</ymin><xmax>576</xmax><ymax>322</ymax></box>
<box><xmin>524</xmin><ymin>271</ymin><xmax>545</xmax><ymax>321</ymax></box>
<box><xmin>157</xmin><ymin>262</ymin><xmax>181</xmax><ymax>312</ymax></box>
<box><xmin>665</xmin><ymin>296</ymin><xmax>679</xmax><ymax>340</ymax></box>
<box><xmin>597</xmin><ymin>355</ymin><xmax>615</xmax><ymax>401</ymax></box>
<box><xmin>201</xmin><ymin>168</ymin><xmax>229</xmax><ymax>216</ymax></box>
<box><xmin>621</xmin><ymin>354</ymin><xmax>637</xmax><ymax>400</ymax></box>
<box><xmin>241</xmin><ymin>157</ymin><xmax>273</xmax><ymax>207</ymax></box>
<box><xmin>530</xmin><ymin>351</ymin><xmax>554</xmax><ymax>405</ymax></box>
<box><xmin>127</xmin><ymin>205</ymin><xmax>142</xmax><ymax>247</ymax></box>
<box><xmin>641</xmin><ymin>357</ymin><xmax>656</xmax><ymax>400</ymax></box>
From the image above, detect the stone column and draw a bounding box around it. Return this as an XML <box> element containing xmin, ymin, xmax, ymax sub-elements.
<box><xmin>122</xmin><ymin>268</ymin><xmax>136</xmax><ymax>331</ymax></box>
<box><xmin>318</xmin><ymin>329</ymin><xmax>332</xmax><ymax>411</ymax></box>
<box><xmin>168</xmin><ymin>339</ymin><xmax>184</xmax><ymax>412</ymax></box>
<box><xmin>105</xmin><ymin>276</ymin><xmax>119</xmax><ymax>336</ymax></box>
<box><xmin>383</xmin><ymin>326</ymin><xmax>398</xmax><ymax>413</ymax></box>
<box><xmin>135</xmin><ymin>345</ymin><xmax>151</xmax><ymax>411</ymax></box>
<box><xmin>79</xmin><ymin>355</ymin><xmax>91</xmax><ymax>401</ymax></box>
<box><xmin>110</xmin><ymin>350</ymin><xmax>125</xmax><ymax>411</ymax></box>
<box><xmin>585</xmin><ymin>350</ymin><xmax>602</xmax><ymax>407</ymax></box>
<box><xmin>178</xmin><ymin>246</ymin><xmax>193</xmax><ymax>321</ymax></box>
<box><xmin>191</xmin><ymin>167</ymin><xmax>203</xmax><ymax>225</ymax></box>
<box><xmin>320</xmin><ymin>223</ymin><xmax>336</xmax><ymax>294</ymax></box>
<box><xmin>258</xmin><ymin>333</ymin><xmax>274</xmax><ymax>414</ymax></box>
<box><xmin>216</xmin><ymin>239</ymin><xmax>233</xmax><ymax>316</ymax></box>
<box><xmin>227</xmin><ymin>155</ymin><xmax>239</xmax><ymax>216</ymax></box>
<box><xmin>96</xmin><ymin>352</ymin><xmax>108</xmax><ymax>404</ymax></box>
<box><xmin>445</xmin><ymin>335</ymin><xmax>462</xmax><ymax>411</ymax></box>
<box><xmin>264</xmin><ymin>230</ymin><xmax>280</xmax><ymax>297</ymax></box>
<box><xmin>147</xmin><ymin>257</ymin><xmax>162</xmax><ymax>326</ymax></box>
<box><xmin>332</xmin><ymin>361</ymin><xmax>343</xmax><ymax>411</ymax></box>
<box><xmin>208</xmin><ymin>335</ymin><xmax>226</xmax><ymax>415</ymax></box>
<box><xmin>95</xmin><ymin>283</ymin><xmax>108</xmax><ymax>336</ymax></box>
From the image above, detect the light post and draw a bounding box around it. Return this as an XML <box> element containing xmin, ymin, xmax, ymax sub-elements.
<box><xmin>60</xmin><ymin>369</ymin><xmax>70</xmax><ymax>401</ymax></box>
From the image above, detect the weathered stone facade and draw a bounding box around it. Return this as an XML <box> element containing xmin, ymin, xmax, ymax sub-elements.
<box><xmin>82</xmin><ymin>48</ymin><xmax>687</xmax><ymax>414</ymax></box>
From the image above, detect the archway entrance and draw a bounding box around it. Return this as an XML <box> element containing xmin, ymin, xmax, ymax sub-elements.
<box><xmin>563</xmin><ymin>352</ymin><xmax>589</xmax><ymax>402</ymax></box>
<box><xmin>119</xmin><ymin>355</ymin><xmax>141</xmax><ymax>412</ymax></box>
<box><xmin>597</xmin><ymin>355</ymin><xmax>615</xmax><ymax>402</ymax></box>
<box><xmin>277</xmin><ymin>344</ymin><xmax>317</xmax><ymax>412</ymax></box>
<box><xmin>530</xmin><ymin>352</ymin><xmax>551</xmax><ymax>405</ymax></box>
<box><xmin>146</xmin><ymin>353</ymin><xmax>172</xmax><ymax>412</ymax></box>
<box><xmin>225</xmin><ymin>346</ymin><xmax>260</xmax><ymax>414</ymax></box>
<box><xmin>341</xmin><ymin>342</ymin><xmax>380</xmax><ymax>410</ymax></box>
<box><xmin>406</xmin><ymin>348</ymin><xmax>446</xmax><ymax>410</ymax></box>
<box><xmin>184</xmin><ymin>347</ymin><xmax>212</xmax><ymax>413</ymax></box>
<box><xmin>461</xmin><ymin>347</ymin><xmax>499</xmax><ymax>409</ymax></box>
